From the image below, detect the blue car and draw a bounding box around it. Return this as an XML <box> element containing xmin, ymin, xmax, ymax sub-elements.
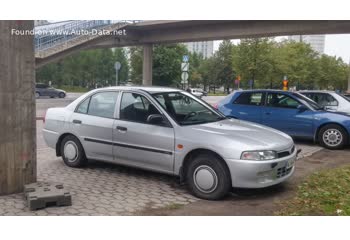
<box><xmin>217</xmin><ymin>90</ymin><xmax>350</xmax><ymax>150</ymax></box>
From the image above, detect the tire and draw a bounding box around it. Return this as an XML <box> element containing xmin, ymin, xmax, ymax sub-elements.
<box><xmin>58</xmin><ymin>92</ymin><xmax>66</xmax><ymax>98</ymax></box>
<box><xmin>35</xmin><ymin>92</ymin><xmax>40</xmax><ymax>99</ymax></box>
<box><xmin>186</xmin><ymin>153</ymin><xmax>231</xmax><ymax>200</ymax></box>
<box><xmin>318</xmin><ymin>124</ymin><xmax>348</xmax><ymax>150</ymax></box>
<box><xmin>60</xmin><ymin>135</ymin><xmax>87</xmax><ymax>167</ymax></box>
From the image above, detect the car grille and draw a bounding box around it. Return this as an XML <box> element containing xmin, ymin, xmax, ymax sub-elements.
<box><xmin>277</xmin><ymin>145</ymin><xmax>295</xmax><ymax>158</ymax></box>
<box><xmin>276</xmin><ymin>166</ymin><xmax>292</xmax><ymax>178</ymax></box>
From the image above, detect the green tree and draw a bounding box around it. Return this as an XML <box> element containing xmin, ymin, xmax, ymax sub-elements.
<box><xmin>232</xmin><ymin>38</ymin><xmax>275</xmax><ymax>89</ymax></box>
<box><xmin>129</xmin><ymin>46</ymin><xmax>143</xmax><ymax>84</ymax></box>
<box><xmin>153</xmin><ymin>44</ymin><xmax>188</xmax><ymax>86</ymax></box>
<box><xmin>113</xmin><ymin>48</ymin><xmax>129</xmax><ymax>85</ymax></box>
<box><xmin>215</xmin><ymin>40</ymin><xmax>235</xmax><ymax>93</ymax></box>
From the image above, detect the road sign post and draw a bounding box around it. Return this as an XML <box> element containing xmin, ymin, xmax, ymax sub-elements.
<box><xmin>114</xmin><ymin>61</ymin><xmax>121</xmax><ymax>86</ymax></box>
<box><xmin>181</xmin><ymin>55</ymin><xmax>190</xmax><ymax>89</ymax></box>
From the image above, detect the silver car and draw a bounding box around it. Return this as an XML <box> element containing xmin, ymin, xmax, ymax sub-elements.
<box><xmin>43</xmin><ymin>86</ymin><xmax>297</xmax><ymax>200</ymax></box>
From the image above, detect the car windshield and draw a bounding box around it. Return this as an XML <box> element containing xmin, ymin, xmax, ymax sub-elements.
<box><xmin>292</xmin><ymin>92</ymin><xmax>323</xmax><ymax>110</ymax></box>
<box><xmin>152</xmin><ymin>91</ymin><xmax>225</xmax><ymax>126</ymax></box>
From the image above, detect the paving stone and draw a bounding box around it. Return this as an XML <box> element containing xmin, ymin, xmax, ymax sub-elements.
<box><xmin>0</xmin><ymin>134</ymin><xmax>321</xmax><ymax>215</ymax></box>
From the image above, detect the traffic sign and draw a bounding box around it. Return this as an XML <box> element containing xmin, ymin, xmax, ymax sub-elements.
<box><xmin>114</xmin><ymin>61</ymin><xmax>121</xmax><ymax>70</ymax></box>
<box><xmin>181</xmin><ymin>72</ymin><xmax>189</xmax><ymax>83</ymax></box>
<box><xmin>181</xmin><ymin>62</ymin><xmax>189</xmax><ymax>72</ymax></box>
<box><xmin>183</xmin><ymin>55</ymin><xmax>189</xmax><ymax>62</ymax></box>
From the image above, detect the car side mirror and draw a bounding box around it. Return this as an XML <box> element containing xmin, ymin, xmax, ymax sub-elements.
<box><xmin>297</xmin><ymin>104</ymin><xmax>308</xmax><ymax>112</ymax></box>
<box><xmin>147</xmin><ymin>114</ymin><xmax>166</xmax><ymax>125</ymax></box>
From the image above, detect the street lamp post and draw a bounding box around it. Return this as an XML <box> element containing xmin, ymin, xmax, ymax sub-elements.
<box><xmin>114</xmin><ymin>61</ymin><xmax>121</xmax><ymax>86</ymax></box>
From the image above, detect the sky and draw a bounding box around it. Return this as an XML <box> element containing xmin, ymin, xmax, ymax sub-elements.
<box><xmin>214</xmin><ymin>34</ymin><xmax>350</xmax><ymax>63</ymax></box>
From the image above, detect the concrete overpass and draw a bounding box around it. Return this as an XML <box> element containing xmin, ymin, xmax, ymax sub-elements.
<box><xmin>1</xmin><ymin>20</ymin><xmax>350</xmax><ymax>195</ymax></box>
<box><xmin>35</xmin><ymin>20</ymin><xmax>350</xmax><ymax>86</ymax></box>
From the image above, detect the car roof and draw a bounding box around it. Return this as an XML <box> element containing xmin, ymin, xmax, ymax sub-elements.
<box><xmin>234</xmin><ymin>89</ymin><xmax>296</xmax><ymax>94</ymax></box>
<box><xmin>298</xmin><ymin>90</ymin><xmax>335</xmax><ymax>93</ymax></box>
<box><xmin>98</xmin><ymin>86</ymin><xmax>182</xmax><ymax>94</ymax></box>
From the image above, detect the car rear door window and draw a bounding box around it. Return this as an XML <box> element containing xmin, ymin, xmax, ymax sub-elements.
<box><xmin>266</xmin><ymin>93</ymin><xmax>299</xmax><ymax>109</ymax></box>
<box><xmin>86</xmin><ymin>92</ymin><xmax>119</xmax><ymax>118</ymax></box>
<box><xmin>233</xmin><ymin>92</ymin><xmax>263</xmax><ymax>106</ymax></box>
<box><xmin>317</xmin><ymin>93</ymin><xmax>338</xmax><ymax>106</ymax></box>
<box><xmin>120</xmin><ymin>92</ymin><xmax>161</xmax><ymax>124</ymax></box>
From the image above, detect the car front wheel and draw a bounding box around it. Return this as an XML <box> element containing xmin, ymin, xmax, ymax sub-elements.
<box><xmin>318</xmin><ymin>124</ymin><xmax>348</xmax><ymax>150</ymax></box>
<box><xmin>186</xmin><ymin>153</ymin><xmax>231</xmax><ymax>200</ymax></box>
<box><xmin>60</xmin><ymin>135</ymin><xmax>87</xmax><ymax>167</ymax></box>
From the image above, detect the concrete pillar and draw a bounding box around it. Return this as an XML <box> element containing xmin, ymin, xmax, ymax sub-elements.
<box><xmin>0</xmin><ymin>21</ymin><xmax>36</xmax><ymax>195</ymax></box>
<box><xmin>142</xmin><ymin>44</ymin><xmax>153</xmax><ymax>86</ymax></box>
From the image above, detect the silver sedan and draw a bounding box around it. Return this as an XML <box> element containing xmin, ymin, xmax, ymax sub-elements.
<box><xmin>43</xmin><ymin>86</ymin><xmax>297</xmax><ymax>200</ymax></box>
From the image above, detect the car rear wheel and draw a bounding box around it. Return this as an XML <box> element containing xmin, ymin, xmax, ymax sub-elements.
<box><xmin>35</xmin><ymin>92</ymin><xmax>40</xmax><ymax>99</ymax></box>
<box><xmin>60</xmin><ymin>135</ymin><xmax>87</xmax><ymax>167</ymax></box>
<box><xmin>186</xmin><ymin>153</ymin><xmax>231</xmax><ymax>200</ymax></box>
<box><xmin>318</xmin><ymin>124</ymin><xmax>348</xmax><ymax>150</ymax></box>
<box><xmin>58</xmin><ymin>92</ymin><xmax>66</xmax><ymax>98</ymax></box>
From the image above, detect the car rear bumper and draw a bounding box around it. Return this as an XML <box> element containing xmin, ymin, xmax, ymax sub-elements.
<box><xmin>225</xmin><ymin>150</ymin><xmax>297</xmax><ymax>188</ymax></box>
<box><xmin>43</xmin><ymin>129</ymin><xmax>59</xmax><ymax>149</ymax></box>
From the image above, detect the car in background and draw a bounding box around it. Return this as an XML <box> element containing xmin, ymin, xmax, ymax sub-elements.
<box><xmin>217</xmin><ymin>89</ymin><xmax>350</xmax><ymax>150</ymax></box>
<box><xmin>188</xmin><ymin>88</ymin><xmax>204</xmax><ymax>98</ymax></box>
<box><xmin>35</xmin><ymin>83</ymin><xmax>66</xmax><ymax>99</ymax></box>
<box><xmin>43</xmin><ymin>86</ymin><xmax>297</xmax><ymax>200</ymax></box>
<box><xmin>342</xmin><ymin>93</ymin><xmax>350</xmax><ymax>101</ymax></box>
<box><xmin>299</xmin><ymin>90</ymin><xmax>350</xmax><ymax>114</ymax></box>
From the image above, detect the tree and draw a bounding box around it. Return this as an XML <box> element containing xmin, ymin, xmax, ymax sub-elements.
<box><xmin>129</xmin><ymin>46</ymin><xmax>143</xmax><ymax>84</ymax></box>
<box><xmin>153</xmin><ymin>44</ymin><xmax>188</xmax><ymax>86</ymax></box>
<box><xmin>113</xmin><ymin>48</ymin><xmax>129</xmax><ymax>85</ymax></box>
<box><xmin>232</xmin><ymin>38</ymin><xmax>275</xmax><ymax>89</ymax></box>
<box><xmin>216</xmin><ymin>40</ymin><xmax>235</xmax><ymax>93</ymax></box>
<box><xmin>274</xmin><ymin>40</ymin><xmax>318</xmax><ymax>90</ymax></box>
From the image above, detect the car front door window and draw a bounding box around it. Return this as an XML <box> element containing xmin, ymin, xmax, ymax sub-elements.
<box><xmin>120</xmin><ymin>92</ymin><xmax>164</xmax><ymax>125</ymax></box>
<box><xmin>266</xmin><ymin>93</ymin><xmax>299</xmax><ymax>109</ymax></box>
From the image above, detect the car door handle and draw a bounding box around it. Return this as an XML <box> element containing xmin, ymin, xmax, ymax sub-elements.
<box><xmin>116</xmin><ymin>126</ymin><xmax>127</xmax><ymax>131</ymax></box>
<box><xmin>73</xmin><ymin>119</ymin><xmax>82</xmax><ymax>124</ymax></box>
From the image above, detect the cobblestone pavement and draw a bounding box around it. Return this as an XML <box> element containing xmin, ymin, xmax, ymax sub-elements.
<box><xmin>0</xmin><ymin>124</ymin><xmax>322</xmax><ymax>215</ymax></box>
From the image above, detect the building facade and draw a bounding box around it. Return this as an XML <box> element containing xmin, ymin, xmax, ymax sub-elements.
<box><xmin>183</xmin><ymin>41</ymin><xmax>214</xmax><ymax>58</ymax></box>
<box><xmin>288</xmin><ymin>35</ymin><xmax>326</xmax><ymax>54</ymax></box>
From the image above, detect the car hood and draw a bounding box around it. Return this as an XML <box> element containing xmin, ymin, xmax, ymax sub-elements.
<box><xmin>189</xmin><ymin>119</ymin><xmax>294</xmax><ymax>151</ymax></box>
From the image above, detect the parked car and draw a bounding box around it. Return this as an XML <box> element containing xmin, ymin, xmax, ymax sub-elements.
<box><xmin>43</xmin><ymin>86</ymin><xmax>297</xmax><ymax>200</ymax></box>
<box><xmin>35</xmin><ymin>83</ymin><xmax>66</xmax><ymax>98</ymax></box>
<box><xmin>342</xmin><ymin>93</ymin><xmax>350</xmax><ymax>101</ymax></box>
<box><xmin>188</xmin><ymin>88</ymin><xmax>204</xmax><ymax>98</ymax></box>
<box><xmin>299</xmin><ymin>90</ymin><xmax>350</xmax><ymax>113</ymax></box>
<box><xmin>217</xmin><ymin>89</ymin><xmax>350</xmax><ymax>150</ymax></box>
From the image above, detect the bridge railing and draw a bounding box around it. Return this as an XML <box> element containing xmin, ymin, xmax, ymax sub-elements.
<box><xmin>34</xmin><ymin>20</ymin><xmax>139</xmax><ymax>52</ymax></box>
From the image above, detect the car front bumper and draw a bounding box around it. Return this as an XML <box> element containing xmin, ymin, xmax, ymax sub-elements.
<box><xmin>225</xmin><ymin>149</ymin><xmax>297</xmax><ymax>188</ymax></box>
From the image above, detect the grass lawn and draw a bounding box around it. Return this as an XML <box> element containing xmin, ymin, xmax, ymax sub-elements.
<box><xmin>277</xmin><ymin>165</ymin><xmax>350</xmax><ymax>216</ymax></box>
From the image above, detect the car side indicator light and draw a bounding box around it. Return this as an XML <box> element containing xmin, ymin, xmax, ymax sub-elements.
<box><xmin>177</xmin><ymin>144</ymin><xmax>184</xmax><ymax>150</ymax></box>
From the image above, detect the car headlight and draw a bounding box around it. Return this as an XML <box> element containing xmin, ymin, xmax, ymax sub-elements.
<box><xmin>241</xmin><ymin>150</ymin><xmax>277</xmax><ymax>160</ymax></box>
